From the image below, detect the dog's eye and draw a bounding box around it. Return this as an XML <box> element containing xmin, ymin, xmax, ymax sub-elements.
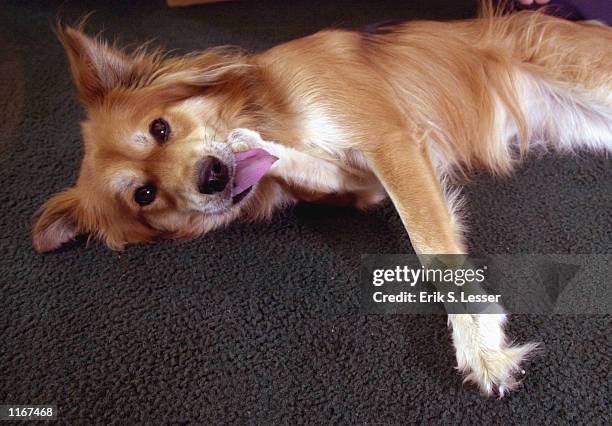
<box><xmin>150</xmin><ymin>118</ymin><xmax>170</xmax><ymax>144</ymax></box>
<box><xmin>134</xmin><ymin>183</ymin><xmax>157</xmax><ymax>206</ymax></box>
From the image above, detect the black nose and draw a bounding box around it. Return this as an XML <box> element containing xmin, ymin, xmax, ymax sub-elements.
<box><xmin>198</xmin><ymin>156</ymin><xmax>230</xmax><ymax>194</ymax></box>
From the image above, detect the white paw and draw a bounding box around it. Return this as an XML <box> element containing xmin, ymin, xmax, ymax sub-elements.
<box><xmin>227</xmin><ymin>128</ymin><xmax>264</xmax><ymax>152</ymax></box>
<box><xmin>458</xmin><ymin>340</ymin><xmax>539</xmax><ymax>397</ymax></box>
<box><xmin>450</xmin><ymin>314</ymin><xmax>540</xmax><ymax>397</ymax></box>
<box><xmin>227</xmin><ymin>128</ymin><xmax>285</xmax><ymax>161</ymax></box>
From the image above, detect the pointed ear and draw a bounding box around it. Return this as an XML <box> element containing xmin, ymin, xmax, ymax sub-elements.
<box><xmin>57</xmin><ymin>25</ymin><xmax>134</xmax><ymax>105</ymax></box>
<box><xmin>33</xmin><ymin>188</ymin><xmax>81</xmax><ymax>253</ymax></box>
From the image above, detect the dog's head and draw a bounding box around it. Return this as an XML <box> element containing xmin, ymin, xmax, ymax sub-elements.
<box><xmin>33</xmin><ymin>26</ymin><xmax>276</xmax><ymax>252</ymax></box>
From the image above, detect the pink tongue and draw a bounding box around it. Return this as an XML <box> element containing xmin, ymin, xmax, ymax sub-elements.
<box><xmin>232</xmin><ymin>148</ymin><xmax>278</xmax><ymax>196</ymax></box>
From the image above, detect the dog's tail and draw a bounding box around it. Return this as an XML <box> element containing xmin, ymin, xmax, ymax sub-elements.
<box><xmin>464</xmin><ymin>2</ymin><xmax>612</xmax><ymax>175</ymax></box>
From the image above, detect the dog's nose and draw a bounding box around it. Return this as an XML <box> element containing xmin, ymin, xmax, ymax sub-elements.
<box><xmin>198</xmin><ymin>156</ymin><xmax>230</xmax><ymax>194</ymax></box>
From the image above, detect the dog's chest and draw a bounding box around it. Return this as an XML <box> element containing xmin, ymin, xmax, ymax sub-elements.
<box><xmin>296</xmin><ymin>101</ymin><xmax>355</xmax><ymax>157</ymax></box>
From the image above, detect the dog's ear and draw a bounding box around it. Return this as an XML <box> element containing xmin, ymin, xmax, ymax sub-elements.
<box><xmin>33</xmin><ymin>188</ymin><xmax>81</xmax><ymax>252</ymax></box>
<box><xmin>57</xmin><ymin>26</ymin><xmax>134</xmax><ymax>105</ymax></box>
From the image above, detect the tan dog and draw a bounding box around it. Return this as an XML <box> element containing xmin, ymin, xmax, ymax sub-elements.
<box><xmin>33</xmin><ymin>7</ymin><xmax>612</xmax><ymax>396</ymax></box>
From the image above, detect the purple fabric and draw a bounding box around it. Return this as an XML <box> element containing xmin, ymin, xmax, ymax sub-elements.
<box><xmin>518</xmin><ymin>0</ymin><xmax>612</xmax><ymax>25</ymax></box>
<box><xmin>361</xmin><ymin>2</ymin><xmax>611</xmax><ymax>37</ymax></box>
<box><xmin>360</xmin><ymin>19</ymin><xmax>404</xmax><ymax>34</ymax></box>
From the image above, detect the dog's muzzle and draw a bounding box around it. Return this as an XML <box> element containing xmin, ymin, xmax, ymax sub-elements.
<box><xmin>197</xmin><ymin>156</ymin><xmax>230</xmax><ymax>195</ymax></box>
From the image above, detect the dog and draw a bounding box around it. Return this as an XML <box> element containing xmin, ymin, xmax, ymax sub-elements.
<box><xmin>32</xmin><ymin>5</ymin><xmax>612</xmax><ymax>396</ymax></box>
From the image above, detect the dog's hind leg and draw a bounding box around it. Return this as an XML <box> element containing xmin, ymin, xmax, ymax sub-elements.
<box><xmin>513</xmin><ymin>71</ymin><xmax>612</xmax><ymax>155</ymax></box>
<box><xmin>364</xmin><ymin>128</ymin><xmax>539</xmax><ymax>396</ymax></box>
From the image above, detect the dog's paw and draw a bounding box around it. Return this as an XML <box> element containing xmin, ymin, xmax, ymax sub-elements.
<box><xmin>228</xmin><ymin>128</ymin><xmax>284</xmax><ymax>161</ymax></box>
<box><xmin>450</xmin><ymin>314</ymin><xmax>540</xmax><ymax>397</ymax></box>
<box><xmin>458</xmin><ymin>341</ymin><xmax>539</xmax><ymax>397</ymax></box>
<box><xmin>227</xmin><ymin>128</ymin><xmax>265</xmax><ymax>152</ymax></box>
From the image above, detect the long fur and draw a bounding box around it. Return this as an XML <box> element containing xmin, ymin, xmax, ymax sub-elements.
<box><xmin>33</xmin><ymin>4</ymin><xmax>612</xmax><ymax>395</ymax></box>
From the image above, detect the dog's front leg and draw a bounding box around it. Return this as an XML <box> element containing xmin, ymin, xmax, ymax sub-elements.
<box><xmin>228</xmin><ymin>128</ymin><xmax>353</xmax><ymax>193</ymax></box>
<box><xmin>364</xmin><ymin>130</ymin><xmax>538</xmax><ymax>396</ymax></box>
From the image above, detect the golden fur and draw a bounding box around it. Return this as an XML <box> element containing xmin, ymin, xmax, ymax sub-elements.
<box><xmin>33</xmin><ymin>5</ymin><xmax>612</xmax><ymax>395</ymax></box>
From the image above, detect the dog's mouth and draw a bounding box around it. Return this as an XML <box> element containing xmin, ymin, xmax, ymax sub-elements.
<box><xmin>231</xmin><ymin>186</ymin><xmax>252</xmax><ymax>204</ymax></box>
<box><xmin>230</xmin><ymin>148</ymin><xmax>278</xmax><ymax>205</ymax></box>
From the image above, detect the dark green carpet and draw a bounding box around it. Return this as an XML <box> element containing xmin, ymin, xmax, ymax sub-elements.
<box><xmin>0</xmin><ymin>0</ymin><xmax>610</xmax><ymax>423</ymax></box>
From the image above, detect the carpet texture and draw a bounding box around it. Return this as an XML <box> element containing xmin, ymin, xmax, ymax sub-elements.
<box><xmin>0</xmin><ymin>0</ymin><xmax>610</xmax><ymax>424</ymax></box>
